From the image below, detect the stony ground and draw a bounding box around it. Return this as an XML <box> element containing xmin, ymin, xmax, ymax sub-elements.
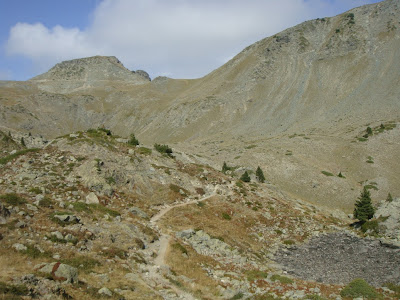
<box><xmin>0</xmin><ymin>129</ymin><xmax>399</xmax><ymax>299</ymax></box>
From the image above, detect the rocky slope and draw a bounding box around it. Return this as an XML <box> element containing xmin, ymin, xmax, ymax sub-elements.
<box><xmin>0</xmin><ymin>129</ymin><xmax>399</xmax><ymax>299</ymax></box>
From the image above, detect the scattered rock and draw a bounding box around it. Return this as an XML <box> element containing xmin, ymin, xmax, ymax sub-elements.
<box><xmin>98</xmin><ymin>287</ymin><xmax>112</xmax><ymax>296</ymax></box>
<box><xmin>53</xmin><ymin>214</ymin><xmax>80</xmax><ymax>224</ymax></box>
<box><xmin>13</xmin><ymin>243</ymin><xmax>27</xmax><ymax>251</ymax></box>
<box><xmin>86</xmin><ymin>192</ymin><xmax>99</xmax><ymax>204</ymax></box>
<box><xmin>51</xmin><ymin>231</ymin><xmax>64</xmax><ymax>240</ymax></box>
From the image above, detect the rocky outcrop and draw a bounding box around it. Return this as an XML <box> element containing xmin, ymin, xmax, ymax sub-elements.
<box><xmin>375</xmin><ymin>197</ymin><xmax>400</xmax><ymax>240</ymax></box>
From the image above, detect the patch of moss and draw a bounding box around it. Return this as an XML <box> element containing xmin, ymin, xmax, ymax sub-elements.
<box><xmin>0</xmin><ymin>194</ymin><xmax>26</xmax><ymax>206</ymax></box>
<box><xmin>270</xmin><ymin>274</ymin><xmax>293</xmax><ymax>284</ymax></box>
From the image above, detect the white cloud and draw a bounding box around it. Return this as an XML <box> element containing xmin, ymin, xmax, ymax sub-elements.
<box><xmin>5</xmin><ymin>0</ymin><xmax>376</xmax><ymax>79</ymax></box>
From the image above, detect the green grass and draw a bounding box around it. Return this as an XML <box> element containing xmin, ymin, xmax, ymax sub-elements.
<box><xmin>0</xmin><ymin>281</ymin><xmax>29</xmax><ymax>297</ymax></box>
<box><xmin>0</xmin><ymin>148</ymin><xmax>40</xmax><ymax>165</ymax></box>
<box><xmin>222</xmin><ymin>212</ymin><xmax>232</xmax><ymax>220</ymax></box>
<box><xmin>321</xmin><ymin>171</ymin><xmax>334</xmax><ymax>176</ymax></box>
<box><xmin>340</xmin><ymin>278</ymin><xmax>380</xmax><ymax>299</ymax></box>
<box><xmin>28</xmin><ymin>187</ymin><xmax>42</xmax><ymax>194</ymax></box>
<box><xmin>283</xmin><ymin>240</ymin><xmax>295</xmax><ymax>245</ymax></box>
<box><xmin>172</xmin><ymin>242</ymin><xmax>188</xmax><ymax>255</ymax></box>
<box><xmin>38</xmin><ymin>197</ymin><xmax>54</xmax><ymax>208</ymax></box>
<box><xmin>21</xmin><ymin>245</ymin><xmax>52</xmax><ymax>259</ymax></box>
<box><xmin>61</xmin><ymin>256</ymin><xmax>101</xmax><ymax>273</ymax></box>
<box><xmin>136</xmin><ymin>147</ymin><xmax>152</xmax><ymax>155</ymax></box>
<box><xmin>270</xmin><ymin>274</ymin><xmax>293</xmax><ymax>284</ymax></box>
<box><xmin>246</xmin><ymin>270</ymin><xmax>269</xmax><ymax>282</ymax></box>
<box><xmin>231</xmin><ymin>292</ymin><xmax>244</xmax><ymax>299</ymax></box>
<box><xmin>0</xmin><ymin>194</ymin><xmax>27</xmax><ymax>206</ymax></box>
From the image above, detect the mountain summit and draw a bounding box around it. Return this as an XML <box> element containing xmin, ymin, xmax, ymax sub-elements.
<box><xmin>30</xmin><ymin>55</ymin><xmax>150</xmax><ymax>92</ymax></box>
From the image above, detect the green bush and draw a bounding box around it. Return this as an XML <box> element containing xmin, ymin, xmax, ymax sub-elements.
<box><xmin>386</xmin><ymin>193</ymin><xmax>393</xmax><ymax>202</ymax></box>
<box><xmin>154</xmin><ymin>143</ymin><xmax>173</xmax><ymax>155</ymax></box>
<box><xmin>340</xmin><ymin>278</ymin><xmax>379</xmax><ymax>298</ymax></box>
<box><xmin>38</xmin><ymin>197</ymin><xmax>54</xmax><ymax>208</ymax></box>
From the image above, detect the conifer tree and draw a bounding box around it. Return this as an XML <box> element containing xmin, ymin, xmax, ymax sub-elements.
<box><xmin>20</xmin><ymin>137</ymin><xmax>26</xmax><ymax>147</ymax></box>
<box><xmin>256</xmin><ymin>166</ymin><xmax>265</xmax><ymax>183</ymax></box>
<box><xmin>240</xmin><ymin>171</ymin><xmax>250</xmax><ymax>182</ymax></box>
<box><xmin>128</xmin><ymin>133</ymin><xmax>139</xmax><ymax>146</ymax></box>
<box><xmin>222</xmin><ymin>162</ymin><xmax>229</xmax><ymax>174</ymax></box>
<box><xmin>354</xmin><ymin>187</ymin><xmax>375</xmax><ymax>223</ymax></box>
<box><xmin>386</xmin><ymin>193</ymin><xmax>393</xmax><ymax>203</ymax></box>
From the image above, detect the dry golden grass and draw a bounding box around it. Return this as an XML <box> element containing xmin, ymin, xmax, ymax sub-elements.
<box><xmin>165</xmin><ymin>237</ymin><xmax>221</xmax><ymax>299</ymax></box>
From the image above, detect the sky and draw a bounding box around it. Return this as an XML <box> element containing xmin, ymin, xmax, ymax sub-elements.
<box><xmin>0</xmin><ymin>0</ymin><xmax>383</xmax><ymax>81</ymax></box>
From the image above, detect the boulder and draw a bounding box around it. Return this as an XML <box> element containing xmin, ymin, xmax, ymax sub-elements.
<box><xmin>0</xmin><ymin>202</ymin><xmax>11</xmax><ymax>224</ymax></box>
<box><xmin>36</xmin><ymin>262</ymin><xmax>78</xmax><ymax>283</ymax></box>
<box><xmin>98</xmin><ymin>287</ymin><xmax>112</xmax><ymax>296</ymax></box>
<box><xmin>13</xmin><ymin>243</ymin><xmax>27</xmax><ymax>251</ymax></box>
<box><xmin>86</xmin><ymin>192</ymin><xmax>99</xmax><ymax>204</ymax></box>
<box><xmin>128</xmin><ymin>207</ymin><xmax>148</xmax><ymax>219</ymax></box>
<box><xmin>53</xmin><ymin>214</ymin><xmax>80</xmax><ymax>224</ymax></box>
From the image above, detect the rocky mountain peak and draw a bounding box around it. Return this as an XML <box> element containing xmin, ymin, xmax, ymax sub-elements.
<box><xmin>30</xmin><ymin>55</ymin><xmax>150</xmax><ymax>83</ymax></box>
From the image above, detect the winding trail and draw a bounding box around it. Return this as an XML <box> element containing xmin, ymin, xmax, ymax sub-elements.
<box><xmin>150</xmin><ymin>191</ymin><xmax>217</xmax><ymax>266</ymax></box>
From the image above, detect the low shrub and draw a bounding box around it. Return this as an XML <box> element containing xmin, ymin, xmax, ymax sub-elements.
<box><xmin>340</xmin><ymin>278</ymin><xmax>379</xmax><ymax>299</ymax></box>
<box><xmin>154</xmin><ymin>143</ymin><xmax>173</xmax><ymax>156</ymax></box>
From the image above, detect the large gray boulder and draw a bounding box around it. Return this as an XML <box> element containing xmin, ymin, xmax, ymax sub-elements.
<box><xmin>36</xmin><ymin>262</ymin><xmax>78</xmax><ymax>283</ymax></box>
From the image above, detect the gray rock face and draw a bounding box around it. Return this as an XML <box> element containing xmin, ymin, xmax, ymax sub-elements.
<box><xmin>12</xmin><ymin>243</ymin><xmax>27</xmax><ymax>251</ymax></box>
<box><xmin>274</xmin><ymin>232</ymin><xmax>400</xmax><ymax>286</ymax></box>
<box><xmin>135</xmin><ymin>70</ymin><xmax>151</xmax><ymax>81</ymax></box>
<box><xmin>375</xmin><ymin>197</ymin><xmax>400</xmax><ymax>240</ymax></box>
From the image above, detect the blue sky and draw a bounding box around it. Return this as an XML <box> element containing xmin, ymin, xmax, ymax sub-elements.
<box><xmin>0</xmin><ymin>0</ymin><xmax>383</xmax><ymax>81</ymax></box>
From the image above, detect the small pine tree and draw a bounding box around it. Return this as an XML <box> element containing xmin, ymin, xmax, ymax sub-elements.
<box><xmin>240</xmin><ymin>171</ymin><xmax>251</xmax><ymax>182</ymax></box>
<box><xmin>386</xmin><ymin>193</ymin><xmax>393</xmax><ymax>203</ymax></box>
<box><xmin>366</xmin><ymin>126</ymin><xmax>373</xmax><ymax>135</ymax></box>
<box><xmin>380</xmin><ymin>123</ymin><xmax>385</xmax><ymax>130</ymax></box>
<box><xmin>128</xmin><ymin>133</ymin><xmax>139</xmax><ymax>146</ymax></box>
<box><xmin>256</xmin><ymin>166</ymin><xmax>265</xmax><ymax>183</ymax></box>
<box><xmin>222</xmin><ymin>162</ymin><xmax>229</xmax><ymax>174</ymax></box>
<box><xmin>354</xmin><ymin>187</ymin><xmax>375</xmax><ymax>223</ymax></box>
<box><xmin>21</xmin><ymin>137</ymin><xmax>26</xmax><ymax>147</ymax></box>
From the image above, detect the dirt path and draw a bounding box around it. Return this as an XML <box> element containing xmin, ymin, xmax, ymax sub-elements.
<box><xmin>150</xmin><ymin>190</ymin><xmax>217</xmax><ymax>267</ymax></box>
